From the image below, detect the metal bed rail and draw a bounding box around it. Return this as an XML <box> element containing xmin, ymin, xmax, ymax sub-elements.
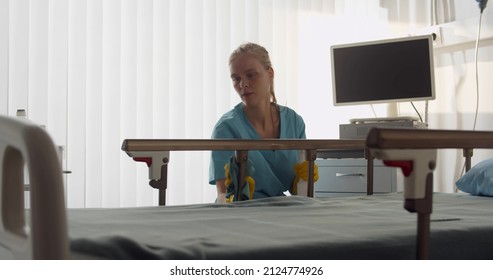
<box><xmin>366</xmin><ymin>127</ymin><xmax>493</xmax><ymax>260</ymax></box>
<box><xmin>121</xmin><ymin>139</ymin><xmax>369</xmax><ymax>206</ymax></box>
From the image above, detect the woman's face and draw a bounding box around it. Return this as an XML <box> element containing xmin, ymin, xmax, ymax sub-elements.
<box><xmin>229</xmin><ymin>54</ymin><xmax>274</xmax><ymax>107</ymax></box>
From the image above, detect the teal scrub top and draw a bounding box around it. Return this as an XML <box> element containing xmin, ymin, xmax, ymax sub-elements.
<box><xmin>209</xmin><ymin>103</ymin><xmax>306</xmax><ymax>198</ymax></box>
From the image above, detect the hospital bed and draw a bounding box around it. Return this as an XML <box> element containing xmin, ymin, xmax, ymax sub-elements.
<box><xmin>2</xmin><ymin>114</ymin><xmax>493</xmax><ymax>260</ymax></box>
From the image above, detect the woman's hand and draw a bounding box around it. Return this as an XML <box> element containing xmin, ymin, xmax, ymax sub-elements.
<box><xmin>216</xmin><ymin>192</ymin><xmax>227</xmax><ymax>204</ymax></box>
<box><xmin>216</xmin><ymin>179</ymin><xmax>227</xmax><ymax>203</ymax></box>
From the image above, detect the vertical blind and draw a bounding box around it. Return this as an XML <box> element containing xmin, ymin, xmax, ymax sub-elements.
<box><xmin>1</xmin><ymin>0</ymin><xmax>431</xmax><ymax>207</ymax></box>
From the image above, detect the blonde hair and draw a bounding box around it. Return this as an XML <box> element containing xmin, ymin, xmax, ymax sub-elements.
<box><xmin>229</xmin><ymin>42</ymin><xmax>277</xmax><ymax>104</ymax></box>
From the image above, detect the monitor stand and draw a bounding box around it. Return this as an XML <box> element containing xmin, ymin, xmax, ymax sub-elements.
<box><xmin>340</xmin><ymin>116</ymin><xmax>426</xmax><ymax>139</ymax></box>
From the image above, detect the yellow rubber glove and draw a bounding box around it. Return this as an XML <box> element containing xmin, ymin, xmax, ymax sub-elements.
<box><xmin>245</xmin><ymin>176</ymin><xmax>255</xmax><ymax>199</ymax></box>
<box><xmin>292</xmin><ymin>161</ymin><xmax>319</xmax><ymax>195</ymax></box>
<box><xmin>293</xmin><ymin>161</ymin><xmax>319</xmax><ymax>188</ymax></box>
<box><xmin>224</xmin><ymin>163</ymin><xmax>232</xmax><ymax>187</ymax></box>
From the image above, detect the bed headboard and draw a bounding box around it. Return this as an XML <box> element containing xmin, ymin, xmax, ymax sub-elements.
<box><xmin>0</xmin><ymin>115</ymin><xmax>69</xmax><ymax>259</ymax></box>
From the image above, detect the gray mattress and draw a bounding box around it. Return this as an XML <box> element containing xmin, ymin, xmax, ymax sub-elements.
<box><xmin>68</xmin><ymin>192</ymin><xmax>493</xmax><ymax>260</ymax></box>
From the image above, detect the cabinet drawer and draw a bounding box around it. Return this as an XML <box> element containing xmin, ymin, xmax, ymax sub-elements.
<box><xmin>314</xmin><ymin>159</ymin><xmax>396</xmax><ymax>195</ymax></box>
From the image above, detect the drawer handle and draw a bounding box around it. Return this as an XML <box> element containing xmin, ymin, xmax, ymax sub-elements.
<box><xmin>336</xmin><ymin>172</ymin><xmax>364</xmax><ymax>177</ymax></box>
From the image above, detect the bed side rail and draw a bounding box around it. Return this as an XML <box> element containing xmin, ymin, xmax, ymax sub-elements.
<box><xmin>121</xmin><ymin>139</ymin><xmax>367</xmax><ymax>205</ymax></box>
<box><xmin>366</xmin><ymin>127</ymin><xmax>493</xmax><ymax>260</ymax></box>
<box><xmin>366</xmin><ymin>127</ymin><xmax>493</xmax><ymax>149</ymax></box>
<box><xmin>0</xmin><ymin>115</ymin><xmax>69</xmax><ymax>259</ymax></box>
<box><xmin>367</xmin><ymin>127</ymin><xmax>493</xmax><ymax>172</ymax></box>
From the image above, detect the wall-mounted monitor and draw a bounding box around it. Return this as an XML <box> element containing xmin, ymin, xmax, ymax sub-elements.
<box><xmin>330</xmin><ymin>35</ymin><xmax>436</xmax><ymax>106</ymax></box>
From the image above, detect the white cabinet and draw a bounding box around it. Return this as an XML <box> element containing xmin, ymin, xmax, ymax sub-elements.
<box><xmin>315</xmin><ymin>159</ymin><xmax>397</xmax><ymax>197</ymax></box>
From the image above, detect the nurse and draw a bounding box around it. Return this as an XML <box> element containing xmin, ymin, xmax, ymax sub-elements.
<box><xmin>209</xmin><ymin>42</ymin><xmax>316</xmax><ymax>203</ymax></box>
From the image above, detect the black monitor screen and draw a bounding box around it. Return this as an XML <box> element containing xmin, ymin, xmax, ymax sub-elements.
<box><xmin>331</xmin><ymin>35</ymin><xmax>435</xmax><ymax>106</ymax></box>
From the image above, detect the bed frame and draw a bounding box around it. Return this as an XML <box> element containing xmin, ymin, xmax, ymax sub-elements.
<box><xmin>0</xmin><ymin>115</ymin><xmax>69</xmax><ymax>259</ymax></box>
<box><xmin>2</xmin><ymin>114</ymin><xmax>493</xmax><ymax>259</ymax></box>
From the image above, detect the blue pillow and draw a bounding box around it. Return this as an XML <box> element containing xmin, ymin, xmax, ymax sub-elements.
<box><xmin>456</xmin><ymin>158</ymin><xmax>493</xmax><ymax>196</ymax></box>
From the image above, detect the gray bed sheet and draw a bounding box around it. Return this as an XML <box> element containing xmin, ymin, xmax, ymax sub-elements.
<box><xmin>68</xmin><ymin>192</ymin><xmax>493</xmax><ymax>260</ymax></box>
